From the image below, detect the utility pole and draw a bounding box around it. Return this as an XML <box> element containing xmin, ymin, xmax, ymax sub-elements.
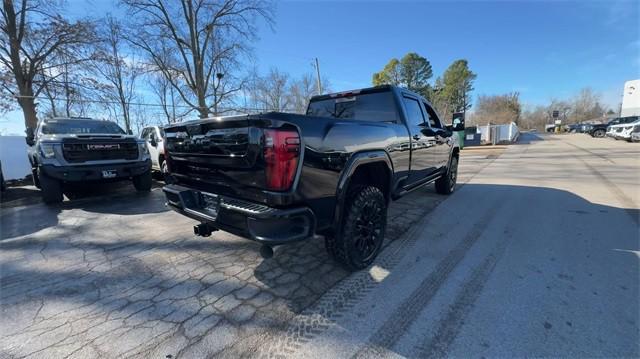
<box><xmin>314</xmin><ymin>58</ymin><xmax>322</xmax><ymax>94</ymax></box>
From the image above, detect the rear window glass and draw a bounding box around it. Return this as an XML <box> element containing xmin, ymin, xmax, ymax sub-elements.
<box><xmin>41</xmin><ymin>120</ymin><xmax>126</xmax><ymax>135</ymax></box>
<box><xmin>306</xmin><ymin>92</ymin><xmax>399</xmax><ymax>122</ymax></box>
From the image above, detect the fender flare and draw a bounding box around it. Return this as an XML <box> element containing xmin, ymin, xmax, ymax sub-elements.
<box><xmin>332</xmin><ymin>150</ymin><xmax>394</xmax><ymax>231</ymax></box>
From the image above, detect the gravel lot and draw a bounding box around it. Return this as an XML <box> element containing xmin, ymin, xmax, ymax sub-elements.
<box><xmin>1</xmin><ymin>133</ymin><xmax>637</xmax><ymax>358</ymax></box>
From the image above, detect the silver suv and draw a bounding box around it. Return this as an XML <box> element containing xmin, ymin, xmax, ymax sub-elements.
<box><xmin>26</xmin><ymin>117</ymin><xmax>152</xmax><ymax>204</ymax></box>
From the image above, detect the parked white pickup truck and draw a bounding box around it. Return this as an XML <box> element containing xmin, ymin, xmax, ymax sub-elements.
<box><xmin>609</xmin><ymin>119</ymin><xmax>640</xmax><ymax>142</ymax></box>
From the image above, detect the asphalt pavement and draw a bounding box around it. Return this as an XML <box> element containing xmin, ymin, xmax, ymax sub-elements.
<box><xmin>266</xmin><ymin>133</ymin><xmax>640</xmax><ymax>358</ymax></box>
<box><xmin>0</xmin><ymin>133</ymin><xmax>638</xmax><ymax>358</ymax></box>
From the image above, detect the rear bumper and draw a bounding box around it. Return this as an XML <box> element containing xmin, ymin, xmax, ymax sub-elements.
<box><xmin>40</xmin><ymin>160</ymin><xmax>151</xmax><ymax>182</ymax></box>
<box><xmin>163</xmin><ymin>184</ymin><xmax>316</xmax><ymax>245</ymax></box>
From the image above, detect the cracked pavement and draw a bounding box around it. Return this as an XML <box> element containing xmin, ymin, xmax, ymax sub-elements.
<box><xmin>0</xmin><ymin>144</ymin><xmax>497</xmax><ymax>358</ymax></box>
<box><xmin>5</xmin><ymin>134</ymin><xmax>633</xmax><ymax>358</ymax></box>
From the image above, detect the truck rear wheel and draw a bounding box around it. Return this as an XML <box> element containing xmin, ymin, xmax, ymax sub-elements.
<box><xmin>39</xmin><ymin>171</ymin><xmax>63</xmax><ymax>204</ymax></box>
<box><xmin>435</xmin><ymin>156</ymin><xmax>458</xmax><ymax>195</ymax></box>
<box><xmin>133</xmin><ymin>171</ymin><xmax>152</xmax><ymax>191</ymax></box>
<box><xmin>325</xmin><ymin>186</ymin><xmax>387</xmax><ymax>271</ymax></box>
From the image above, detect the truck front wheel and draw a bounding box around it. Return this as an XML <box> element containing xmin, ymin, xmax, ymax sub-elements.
<box><xmin>39</xmin><ymin>171</ymin><xmax>63</xmax><ymax>204</ymax></box>
<box><xmin>133</xmin><ymin>171</ymin><xmax>152</xmax><ymax>191</ymax></box>
<box><xmin>325</xmin><ymin>186</ymin><xmax>387</xmax><ymax>271</ymax></box>
<box><xmin>435</xmin><ymin>156</ymin><xmax>458</xmax><ymax>195</ymax></box>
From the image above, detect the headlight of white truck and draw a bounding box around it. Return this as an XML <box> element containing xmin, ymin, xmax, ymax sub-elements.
<box><xmin>138</xmin><ymin>143</ymin><xmax>150</xmax><ymax>158</ymax></box>
<box><xmin>39</xmin><ymin>144</ymin><xmax>56</xmax><ymax>158</ymax></box>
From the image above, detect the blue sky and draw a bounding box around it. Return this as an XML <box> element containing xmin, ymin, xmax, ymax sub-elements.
<box><xmin>1</xmin><ymin>0</ymin><xmax>638</xmax><ymax>134</ymax></box>
<box><xmin>252</xmin><ymin>1</ymin><xmax>638</xmax><ymax>106</ymax></box>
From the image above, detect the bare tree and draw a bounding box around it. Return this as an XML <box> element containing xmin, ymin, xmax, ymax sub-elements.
<box><xmin>250</xmin><ymin>67</ymin><xmax>290</xmax><ymax>112</ymax></box>
<box><xmin>130</xmin><ymin>102</ymin><xmax>151</xmax><ymax>135</ymax></box>
<box><xmin>474</xmin><ymin>92</ymin><xmax>521</xmax><ymax>125</ymax></box>
<box><xmin>569</xmin><ymin>88</ymin><xmax>604</xmax><ymax>123</ymax></box>
<box><xmin>520</xmin><ymin>104</ymin><xmax>548</xmax><ymax>130</ymax></box>
<box><xmin>123</xmin><ymin>0</ymin><xmax>272</xmax><ymax>118</ymax></box>
<box><xmin>151</xmin><ymin>71</ymin><xmax>185</xmax><ymax>124</ymax></box>
<box><xmin>289</xmin><ymin>72</ymin><xmax>330</xmax><ymax>114</ymax></box>
<box><xmin>37</xmin><ymin>49</ymin><xmax>102</xmax><ymax>118</ymax></box>
<box><xmin>546</xmin><ymin>99</ymin><xmax>571</xmax><ymax>123</ymax></box>
<box><xmin>91</xmin><ymin>15</ymin><xmax>141</xmax><ymax>134</ymax></box>
<box><xmin>0</xmin><ymin>0</ymin><xmax>93</xmax><ymax>130</ymax></box>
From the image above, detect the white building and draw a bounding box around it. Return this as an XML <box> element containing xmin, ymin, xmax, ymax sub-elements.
<box><xmin>0</xmin><ymin>135</ymin><xmax>31</xmax><ymax>180</ymax></box>
<box><xmin>621</xmin><ymin>79</ymin><xmax>640</xmax><ymax>117</ymax></box>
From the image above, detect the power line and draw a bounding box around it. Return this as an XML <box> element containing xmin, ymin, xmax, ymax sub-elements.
<box><xmin>12</xmin><ymin>94</ymin><xmax>303</xmax><ymax>114</ymax></box>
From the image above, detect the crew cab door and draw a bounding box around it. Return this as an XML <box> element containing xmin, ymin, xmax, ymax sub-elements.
<box><xmin>401</xmin><ymin>95</ymin><xmax>441</xmax><ymax>186</ymax></box>
<box><xmin>423</xmin><ymin>102</ymin><xmax>452</xmax><ymax>169</ymax></box>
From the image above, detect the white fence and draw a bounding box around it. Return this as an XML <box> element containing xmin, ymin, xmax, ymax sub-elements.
<box><xmin>0</xmin><ymin>136</ymin><xmax>31</xmax><ymax>180</ymax></box>
<box><xmin>477</xmin><ymin>122</ymin><xmax>520</xmax><ymax>145</ymax></box>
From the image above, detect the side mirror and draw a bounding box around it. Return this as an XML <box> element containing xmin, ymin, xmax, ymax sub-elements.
<box><xmin>452</xmin><ymin>112</ymin><xmax>465</xmax><ymax>131</ymax></box>
<box><xmin>421</xmin><ymin>128</ymin><xmax>437</xmax><ymax>137</ymax></box>
<box><xmin>25</xmin><ymin>127</ymin><xmax>35</xmax><ymax>146</ymax></box>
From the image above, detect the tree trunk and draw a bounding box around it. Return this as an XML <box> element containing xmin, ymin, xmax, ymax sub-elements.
<box><xmin>17</xmin><ymin>90</ymin><xmax>38</xmax><ymax>131</ymax></box>
<box><xmin>197</xmin><ymin>95</ymin><xmax>208</xmax><ymax>118</ymax></box>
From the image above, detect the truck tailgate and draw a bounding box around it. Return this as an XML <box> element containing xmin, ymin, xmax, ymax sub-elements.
<box><xmin>164</xmin><ymin>115</ymin><xmax>300</xmax><ymax>201</ymax></box>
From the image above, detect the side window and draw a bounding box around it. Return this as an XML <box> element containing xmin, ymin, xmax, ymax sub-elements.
<box><xmin>423</xmin><ymin>102</ymin><xmax>443</xmax><ymax>129</ymax></box>
<box><xmin>402</xmin><ymin>97</ymin><xmax>426</xmax><ymax>127</ymax></box>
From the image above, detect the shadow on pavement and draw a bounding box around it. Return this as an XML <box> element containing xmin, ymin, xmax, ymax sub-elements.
<box><xmin>71</xmin><ymin>189</ymin><xmax>169</xmax><ymax>216</ymax></box>
<box><xmin>516</xmin><ymin>132</ymin><xmax>545</xmax><ymax>144</ymax></box>
<box><xmin>0</xmin><ymin>185</ymin><xmax>41</xmax><ymax>208</ymax></box>
<box><xmin>0</xmin><ymin>184</ymin><xmax>638</xmax><ymax>358</ymax></box>
<box><xmin>0</xmin><ymin>204</ymin><xmax>61</xmax><ymax>239</ymax></box>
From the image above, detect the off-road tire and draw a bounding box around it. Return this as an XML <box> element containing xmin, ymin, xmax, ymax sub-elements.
<box><xmin>133</xmin><ymin>171</ymin><xmax>152</xmax><ymax>191</ymax></box>
<box><xmin>435</xmin><ymin>156</ymin><xmax>458</xmax><ymax>195</ymax></box>
<box><xmin>592</xmin><ymin>129</ymin><xmax>605</xmax><ymax>138</ymax></box>
<box><xmin>325</xmin><ymin>186</ymin><xmax>387</xmax><ymax>271</ymax></box>
<box><xmin>39</xmin><ymin>171</ymin><xmax>63</xmax><ymax>204</ymax></box>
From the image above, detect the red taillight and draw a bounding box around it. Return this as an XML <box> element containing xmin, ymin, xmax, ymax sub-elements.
<box><xmin>263</xmin><ymin>129</ymin><xmax>300</xmax><ymax>191</ymax></box>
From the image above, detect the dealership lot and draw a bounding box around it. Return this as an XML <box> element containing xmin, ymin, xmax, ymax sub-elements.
<box><xmin>1</xmin><ymin>133</ymin><xmax>638</xmax><ymax>358</ymax></box>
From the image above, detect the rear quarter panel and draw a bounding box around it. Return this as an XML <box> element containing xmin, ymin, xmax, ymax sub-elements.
<box><xmin>289</xmin><ymin>116</ymin><xmax>410</xmax><ymax>229</ymax></box>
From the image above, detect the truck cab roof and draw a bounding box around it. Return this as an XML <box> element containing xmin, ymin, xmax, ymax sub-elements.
<box><xmin>309</xmin><ymin>85</ymin><xmax>428</xmax><ymax>104</ymax></box>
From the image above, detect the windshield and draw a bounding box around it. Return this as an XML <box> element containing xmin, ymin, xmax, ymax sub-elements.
<box><xmin>41</xmin><ymin>120</ymin><xmax>126</xmax><ymax>135</ymax></box>
<box><xmin>306</xmin><ymin>92</ymin><xmax>399</xmax><ymax>122</ymax></box>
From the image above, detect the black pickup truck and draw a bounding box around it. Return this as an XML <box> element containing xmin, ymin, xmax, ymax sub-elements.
<box><xmin>163</xmin><ymin>85</ymin><xmax>462</xmax><ymax>270</ymax></box>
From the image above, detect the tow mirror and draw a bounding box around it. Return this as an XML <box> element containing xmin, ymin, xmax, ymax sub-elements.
<box><xmin>452</xmin><ymin>112</ymin><xmax>465</xmax><ymax>131</ymax></box>
<box><xmin>421</xmin><ymin>127</ymin><xmax>437</xmax><ymax>137</ymax></box>
<box><xmin>25</xmin><ymin>127</ymin><xmax>35</xmax><ymax>146</ymax></box>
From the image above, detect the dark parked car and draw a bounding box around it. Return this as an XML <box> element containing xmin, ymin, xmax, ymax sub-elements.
<box><xmin>568</xmin><ymin>123</ymin><xmax>592</xmax><ymax>133</ymax></box>
<box><xmin>587</xmin><ymin>116</ymin><xmax>639</xmax><ymax>138</ymax></box>
<box><xmin>162</xmin><ymin>85</ymin><xmax>462</xmax><ymax>270</ymax></box>
<box><xmin>26</xmin><ymin>117</ymin><xmax>152</xmax><ymax>204</ymax></box>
